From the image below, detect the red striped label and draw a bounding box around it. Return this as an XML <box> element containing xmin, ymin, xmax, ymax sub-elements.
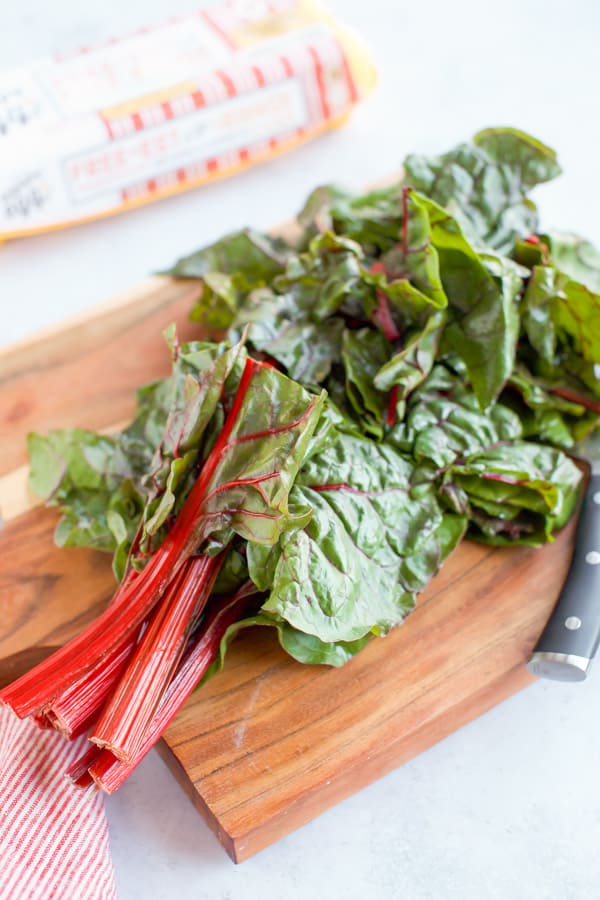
<box><xmin>191</xmin><ymin>89</ymin><xmax>206</xmax><ymax>108</ymax></box>
<box><xmin>308</xmin><ymin>45</ymin><xmax>330</xmax><ymax>119</ymax></box>
<box><xmin>252</xmin><ymin>65</ymin><xmax>266</xmax><ymax>87</ymax></box>
<box><xmin>216</xmin><ymin>69</ymin><xmax>236</xmax><ymax>97</ymax></box>
<box><xmin>101</xmin><ymin>116</ymin><xmax>116</xmax><ymax>140</ymax></box>
<box><xmin>280</xmin><ymin>54</ymin><xmax>294</xmax><ymax>78</ymax></box>
<box><xmin>200</xmin><ymin>9</ymin><xmax>238</xmax><ymax>50</ymax></box>
<box><xmin>339</xmin><ymin>43</ymin><xmax>359</xmax><ymax>104</ymax></box>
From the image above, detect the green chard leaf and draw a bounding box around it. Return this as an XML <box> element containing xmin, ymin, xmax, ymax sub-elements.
<box><xmin>28</xmin><ymin>429</ymin><xmax>148</xmax><ymax>581</ymax></box>
<box><xmin>188</xmin><ymin>363</ymin><xmax>325</xmax><ymax>549</ymax></box>
<box><xmin>552</xmin><ymin>280</ymin><xmax>600</xmax><ymax>373</ymax></box>
<box><xmin>542</xmin><ymin>231</ymin><xmax>600</xmax><ymax>292</ymax></box>
<box><xmin>202</xmin><ymin>612</ymin><xmax>372</xmax><ymax>681</ymax></box>
<box><xmin>517</xmin><ymin>235</ymin><xmax>600</xmax><ymax>403</ymax></box>
<box><xmin>167</xmin><ymin>228</ymin><xmax>289</xmax><ymax>281</ymax></box>
<box><xmin>376</xmin><ymin>188</ymin><xmax>448</xmax><ymax>308</ymax></box>
<box><xmin>249</xmin><ymin>432</ymin><xmax>464</xmax><ymax>643</ymax></box>
<box><xmin>444</xmin><ymin>441</ymin><xmax>582</xmax><ymax>546</ymax></box>
<box><xmin>503</xmin><ymin>368</ymin><xmax>591</xmax><ymax>449</ymax></box>
<box><xmin>27</xmin><ymin>337</ymin><xmax>241</xmax><ymax>578</ymax></box>
<box><xmin>170</xmin><ymin>229</ymin><xmax>290</xmax><ymax>329</ymax></box>
<box><xmin>229</xmin><ymin>287</ymin><xmax>345</xmax><ymax>384</ymax></box>
<box><xmin>416</xmin><ymin>193</ymin><xmax>525</xmax><ymax>408</ymax></box>
<box><xmin>373</xmin><ymin>310</ymin><xmax>446</xmax><ymax>398</ymax></box>
<box><xmin>341</xmin><ymin>327</ymin><xmax>390</xmax><ymax>437</ymax></box>
<box><xmin>28</xmin><ymin>334</ymin><xmax>325</xmax><ymax>580</ymax></box>
<box><xmin>283</xmin><ymin>230</ymin><xmax>366</xmax><ymax>321</ymax></box>
<box><xmin>324</xmin><ymin>183</ymin><xmax>408</xmax><ymax>253</ymax></box>
<box><xmin>134</xmin><ymin>341</ymin><xmax>245</xmax><ymax>552</ymax></box>
<box><xmin>386</xmin><ymin>365</ymin><xmax>582</xmax><ymax>547</ymax></box>
<box><xmin>403</xmin><ymin>126</ymin><xmax>561</xmax><ymax>253</ymax></box>
<box><xmin>389</xmin><ymin>364</ymin><xmax>523</xmax><ymax>470</ymax></box>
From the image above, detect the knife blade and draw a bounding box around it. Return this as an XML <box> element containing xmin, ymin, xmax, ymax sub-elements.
<box><xmin>528</xmin><ymin>432</ymin><xmax>600</xmax><ymax>682</ymax></box>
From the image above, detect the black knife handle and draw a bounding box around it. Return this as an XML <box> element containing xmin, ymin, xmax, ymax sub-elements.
<box><xmin>528</xmin><ymin>473</ymin><xmax>600</xmax><ymax>682</ymax></box>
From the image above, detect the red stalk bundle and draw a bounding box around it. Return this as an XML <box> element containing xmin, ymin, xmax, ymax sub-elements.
<box><xmin>0</xmin><ymin>355</ymin><xmax>300</xmax><ymax>792</ymax></box>
<box><xmin>87</xmin><ymin>583</ymin><xmax>255</xmax><ymax>793</ymax></box>
<box><xmin>45</xmin><ymin>638</ymin><xmax>136</xmax><ymax>739</ymax></box>
<box><xmin>90</xmin><ymin>552</ymin><xmax>223</xmax><ymax>762</ymax></box>
<box><xmin>1</xmin><ymin>358</ymin><xmax>260</xmax><ymax>721</ymax></box>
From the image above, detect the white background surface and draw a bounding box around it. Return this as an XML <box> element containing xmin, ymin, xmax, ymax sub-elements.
<box><xmin>2</xmin><ymin>2</ymin><xmax>600</xmax><ymax>898</ymax></box>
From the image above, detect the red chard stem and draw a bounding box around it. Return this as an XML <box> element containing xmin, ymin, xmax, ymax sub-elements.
<box><xmin>88</xmin><ymin>583</ymin><xmax>256</xmax><ymax>793</ymax></box>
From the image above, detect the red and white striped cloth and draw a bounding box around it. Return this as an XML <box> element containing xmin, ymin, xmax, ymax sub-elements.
<box><xmin>0</xmin><ymin>708</ymin><xmax>116</xmax><ymax>900</ymax></box>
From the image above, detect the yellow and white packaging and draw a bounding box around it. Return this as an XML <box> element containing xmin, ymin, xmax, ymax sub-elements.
<box><xmin>0</xmin><ymin>0</ymin><xmax>375</xmax><ymax>240</ymax></box>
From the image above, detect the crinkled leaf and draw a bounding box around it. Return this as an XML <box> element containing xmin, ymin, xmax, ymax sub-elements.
<box><xmin>415</xmin><ymin>194</ymin><xmax>524</xmax><ymax>407</ymax></box>
<box><xmin>542</xmin><ymin>231</ymin><xmax>600</xmax><ymax>292</ymax></box>
<box><xmin>27</xmin><ymin>429</ymin><xmax>148</xmax><ymax>581</ymax></box>
<box><xmin>28</xmin><ymin>337</ymin><xmax>323</xmax><ymax>582</ymax></box>
<box><xmin>172</xmin><ymin>229</ymin><xmax>291</xmax><ymax>329</ymax></box>
<box><xmin>167</xmin><ymin>228</ymin><xmax>289</xmax><ymax>281</ymax></box>
<box><xmin>373</xmin><ymin>310</ymin><xmax>445</xmax><ymax>396</ymax></box>
<box><xmin>300</xmin><ymin>185</ymin><xmax>449</xmax><ymax>314</ymax></box>
<box><xmin>378</xmin><ymin>190</ymin><xmax>448</xmax><ymax>308</ymax></box>
<box><xmin>189</xmin><ymin>273</ymin><xmax>240</xmax><ymax>330</ymax></box>
<box><xmin>390</xmin><ymin>364</ymin><xmax>522</xmax><ymax>469</ymax></box>
<box><xmin>327</xmin><ymin>183</ymin><xmax>407</xmax><ymax>253</ymax></box>
<box><xmin>518</xmin><ymin>257</ymin><xmax>600</xmax><ymax>401</ymax></box>
<box><xmin>297</xmin><ymin>184</ymin><xmax>355</xmax><ymax>237</ymax></box>
<box><xmin>251</xmin><ymin>433</ymin><xmax>457</xmax><ymax>643</ymax></box>
<box><xmin>199</xmin><ymin>611</ymin><xmax>372</xmax><ymax>689</ymax></box>
<box><xmin>281</xmin><ymin>230</ymin><xmax>366</xmax><ymax>320</ymax></box>
<box><xmin>399</xmin><ymin>512</ymin><xmax>467</xmax><ymax>592</ymax></box>
<box><xmin>503</xmin><ymin>368</ymin><xmax>590</xmax><ymax>449</ymax></box>
<box><xmin>138</xmin><ymin>342</ymin><xmax>245</xmax><ymax>550</ymax></box>
<box><xmin>230</xmin><ymin>287</ymin><xmax>344</xmax><ymax>383</ymax></box>
<box><xmin>521</xmin><ymin>265</ymin><xmax>565</xmax><ymax>363</ymax></box>
<box><xmin>553</xmin><ymin>280</ymin><xmax>600</xmax><ymax>367</ymax></box>
<box><xmin>445</xmin><ymin>441</ymin><xmax>582</xmax><ymax>546</ymax></box>
<box><xmin>403</xmin><ymin>127</ymin><xmax>560</xmax><ymax>253</ymax></box>
<box><xmin>186</xmin><ymin>365</ymin><xmax>325</xmax><ymax>549</ymax></box>
<box><xmin>341</xmin><ymin>327</ymin><xmax>389</xmax><ymax>437</ymax></box>
<box><xmin>474</xmin><ymin>128</ymin><xmax>561</xmax><ymax>189</ymax></box>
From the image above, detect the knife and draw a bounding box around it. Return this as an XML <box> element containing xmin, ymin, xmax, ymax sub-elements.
<box><xmin>528</xmin><ymin>433</ymin><xmax>600</xmax><ymax>682</ymax></box>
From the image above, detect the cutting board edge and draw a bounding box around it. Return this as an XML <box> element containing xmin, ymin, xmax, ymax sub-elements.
<box><xmin>155</xmin><ymin>740</ymin><xmax>237</xmax><ymax>861</ymax></box>
<box><xmin>157</xmin><ymin>661</ymin><xmax>535</xmax><ymax>863</ymax></box>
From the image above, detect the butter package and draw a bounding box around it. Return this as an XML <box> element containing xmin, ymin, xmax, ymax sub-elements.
<box><xmin>0</xmin><ymin>0</ymin><xmax>375</xmax><ymax>240</ymax></box>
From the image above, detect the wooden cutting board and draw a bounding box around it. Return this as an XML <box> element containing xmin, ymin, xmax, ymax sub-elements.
<box><xmin>0</xmin><ymin>273</ymin><xmax>576</xmax><ymax>863</ymax></box>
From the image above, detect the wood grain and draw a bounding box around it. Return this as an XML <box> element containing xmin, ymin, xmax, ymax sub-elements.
<box><xmin>0</xmin><ymin>265</ymin><xmax>572</xmax><ymax>863</ymax></box>
<box><xmin>0</xmin><ymin>277</ymin><xmax>201</xmax><ymax>475</ymax></box>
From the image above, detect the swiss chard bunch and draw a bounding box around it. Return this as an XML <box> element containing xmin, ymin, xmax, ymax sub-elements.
<box><xmin>11</xmin><ymin>126</ymin><xmax>599</xmax><ymax>793</ymax></box>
